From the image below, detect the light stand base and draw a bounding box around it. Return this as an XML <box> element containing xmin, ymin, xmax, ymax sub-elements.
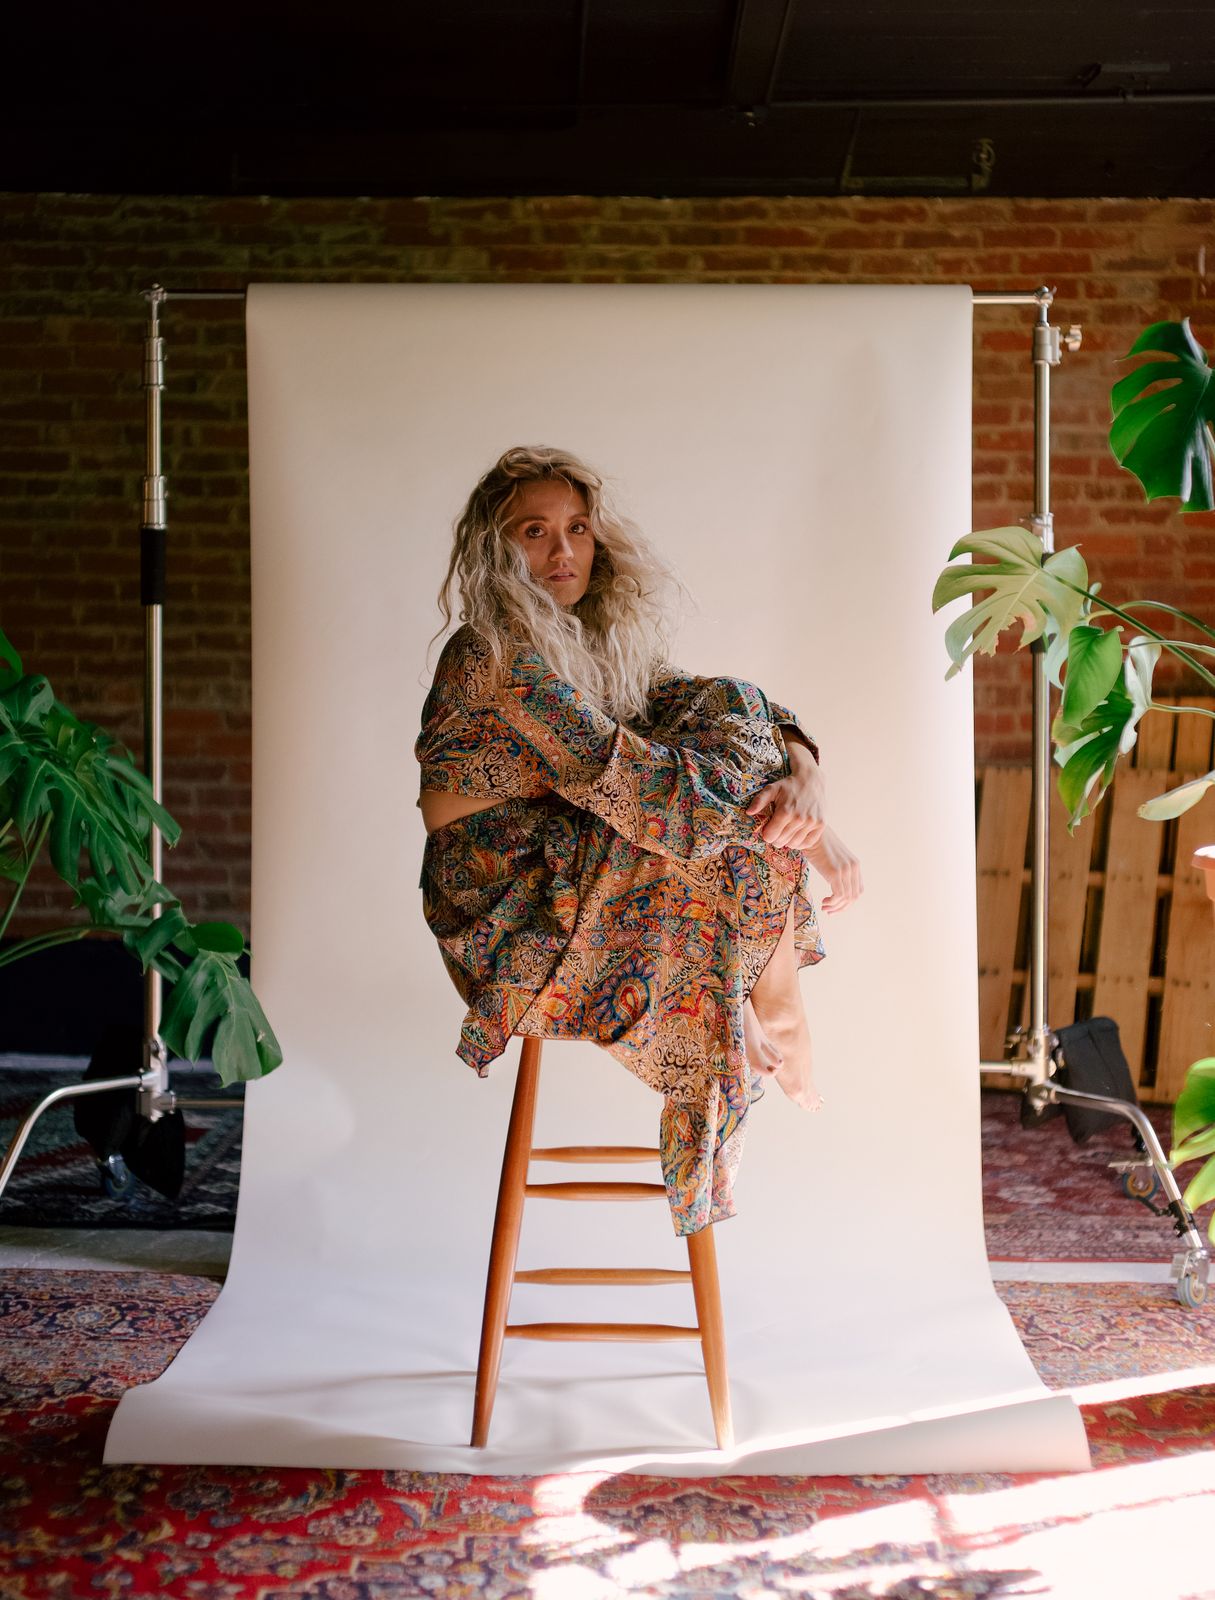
<box><xmin>1020</xmin><ymin>1077</ymin><xmax>1211</xmax><ymax>1308</ymax></box>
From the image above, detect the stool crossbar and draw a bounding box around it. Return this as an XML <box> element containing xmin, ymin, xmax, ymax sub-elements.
<box><xmin>470</xmin><ymin>1036</ymin><xmax>734</xmax><ymax>1450</ymax></box>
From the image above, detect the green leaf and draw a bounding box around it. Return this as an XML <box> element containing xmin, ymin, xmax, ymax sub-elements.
<box><xmin>932</xmin><ymin>528</ymin><xmax>1091</xmax><ymax>681</ymax></box>
<box><xmin>1173</xmin><ymin>1057</ymin><xmax>1215</xmax><ymax>1131</ymax></box>
<box><xmin>1057</xmin><ymin>626</ymin><xmax>1124</xmax><ymax>738</ymax></box>
<box><xmin>1138</xmin><ymin>769</ymin><xmax>1215</xmax><ymax>822</ymax></box>
<box><xmin>126</xmin><ymin>903</ymin><xmax>195</xmax><ymax>970</ymax></box>
<box><xmin>1054</xmin><ymin>681</ymin><xmax>1136</xmax><ymax>831</ymax></box>
<box><xmin>1181</xmin><ymin>1154</ymin><xmax>1215</xmax><ymax>1212</ymax></box>
<box><xmin>1052</xmin><ymin>632</ymin><xmax>1163</xmax><ymax>831</ymax></box>
<box><xmin>1</xmin><ymin>631</ymin><xmax>280</xmax><ymax>1087</ymax></box>
<box><xmin>0</xmin><ymin>627</ymin><xmax>21</xmax><ymax>685</ymax></box>
<box><xmin>0</xmin><ymin>675</ymin><xmax>54</xmax><ymax>731</ymax></box>
<box><xmin>160</xmin><ymin>947</ymin><xmax>283</xmax><ymax>1084</ymax></box>
<box><xmin>1124</xmin><ymin>635</ymin><xmax>1161</xmax><ymax>726</ymax></box>
<box><xmin>1110</xmin><ymin>318</ymin><xmax>1215</xmax><ymax>513</ymax></box>
<box><xmin>1172</xmin><ymin>1125</ymin><xmax>1215</xmax><ymax>1164</ymax></box>
<box><xmin>191</xmin><ymin>920</ymin><xmax>247</xmax><ymax>955</ymax></box>
<box><xmin>0</xmin><ymin>676</ymin><xmax>182</xmax><ymax>907</ymax></box>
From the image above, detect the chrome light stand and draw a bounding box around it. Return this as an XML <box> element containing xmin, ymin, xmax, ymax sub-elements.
<box><xmin>0</xmin><ymin>286</ymin><xmax>245</xmax><ymax>1203</ymax></box>
<box><xmin>974</xmin><ymin>287</ymin><xmax>1209</xmax><ymax>1308</ymax></box>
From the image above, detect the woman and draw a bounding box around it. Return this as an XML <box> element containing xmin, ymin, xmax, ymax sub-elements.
<box><xmin>416</xmin><ymin>446</ymin><xmax>862</xmax><ymax>1235</ymax></box>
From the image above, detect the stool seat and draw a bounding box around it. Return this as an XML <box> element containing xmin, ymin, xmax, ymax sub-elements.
<box><xmin>470</xmin><ymin>1036</ymin><xmax>734</xmax><ymax>1450</ymax></box>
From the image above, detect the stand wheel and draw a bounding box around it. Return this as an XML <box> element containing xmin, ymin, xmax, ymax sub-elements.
<box><xmin>98</xmin><ymin>1153</ymin><xmax>134</xmax><ymax>1199</ymax></box>
<box><xmin>1122</xmin><ymin>1167</ymin><xmax>1160</xmax><ymax>1202</ymax></box>
<box><xmin>1177</xmin><ymin>1272</ymin><xmax>1208</xmax><ymax>1310</ymax></box>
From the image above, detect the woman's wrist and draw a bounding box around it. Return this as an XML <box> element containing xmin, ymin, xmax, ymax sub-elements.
<box><xmin>781</xmin><ymin>726</ymin><xmax>820</xmax><ymax>767</ymax></box>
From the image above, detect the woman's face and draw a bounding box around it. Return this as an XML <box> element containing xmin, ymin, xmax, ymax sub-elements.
<box><xmin>504</xmin><ymin>479</ymin><xmax>595</xmax><ymax>607</ymax></box>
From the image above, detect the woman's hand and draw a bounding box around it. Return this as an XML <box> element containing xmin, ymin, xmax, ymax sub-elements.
<box><xmin>804</xmin><ymin>824</ymin><xmax>863</xmax><ymax>914</ymax></box>
<box><xmin>744</xmin><ymin>737</ymin><xmax>826</xmax><ymax>850</ymax></box>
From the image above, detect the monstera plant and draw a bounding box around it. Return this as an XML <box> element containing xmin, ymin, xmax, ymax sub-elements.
<box><xmin>0</xmin><ymin>624</ymin><xmax>280</xmax><ymax>1086</ymax></box>
<box><xmin>932</xmin><ymin>314</ymin><xmax>1215</xmax><ymax>1238</ymax></box>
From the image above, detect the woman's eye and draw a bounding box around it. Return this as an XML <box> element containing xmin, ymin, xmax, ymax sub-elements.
<box><xmin>524</xmin><ymin>525</ymin><xmax>545</xmax><ymax>538</ymax></box>
<box><xmin>570</xmin><ymin>522</ymin><xmax>589</xmax><ymax>535</ymax></box>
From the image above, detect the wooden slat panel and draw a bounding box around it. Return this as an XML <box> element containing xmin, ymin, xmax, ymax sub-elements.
<box><xmin>1045</xmin><ymin>778</ymin><xmax>1097</xmax><ymax>1031</ymax></box>
<box><xmin>976</xmin><ymin>767</ymin><xmax>1032</xmax><ymax>1058</ymax></box>
<box><xmin>1090</xmin><ymin>769</ymin><xmax>1168</xmax><ymax>1087</ymax></box>
<box><xmin>1174</xmin><ymin>698</ymin><xmax>1215</xmax><ymax>770</ymax></box>
<box><xmin>1134</xmin><ymin>708</ymin><xmax>1175</xmax><ymax>768</ymax></box>
<box><xmin>1156</xmin><ymin>790</ymin><xmax>1215</xmax><ymax>1101</ymax></box>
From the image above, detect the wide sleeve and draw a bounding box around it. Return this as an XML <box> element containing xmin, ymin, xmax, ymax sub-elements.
<box><xmin>768</xmin><ymin>699</ymin><xmax>820</xmax><ymax>765</ymax></box>
<box><xmin>648</xmin><ymin>664</ymin><xmax>820</xmax><ymax>769</ymax></box>
<box><xmin>496</xmin><ymin>643</ymin><xmax>782</xmax><ymax>863</ymax></box>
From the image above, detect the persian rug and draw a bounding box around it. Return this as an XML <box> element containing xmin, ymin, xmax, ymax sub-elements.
<box><xmin>0</xmin><ymin>1069</ymin><xmax>243</xmax><ymax>1231</ymax></box>
<box><xmin>980</xmin><ymin>1089</ymin><xmax>1215</xmax><ymax>1262</ymax></box>
<box><xmin>3</xmin><ymin>1074</ymin><xmax>1212</xmax><ymax>1264</ymax></box>
<box><xmin>1</xmin><ymin>1268</ymin><xmax>1213</xmax><ymax>1600</ymax></box>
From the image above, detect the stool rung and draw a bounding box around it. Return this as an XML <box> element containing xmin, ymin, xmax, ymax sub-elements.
<box><xmin>505</xmin><ymin>1321</ymin><xmax>701</xmax><ymax>1342</ymax></box>
<box><xmin>514</xmin><ymin>1267</ymin><xmax>692</xmax><ymax>1285</ymax></box>
<box><xmin>524</xmin><ymin>1181</ymin><xmax>667</xmax><ymax>1201</ymax></box>
<box><xmin>530</xmin><ymin>1145</ymin><xmax>661</xmax><ymax>1163</ymax></box>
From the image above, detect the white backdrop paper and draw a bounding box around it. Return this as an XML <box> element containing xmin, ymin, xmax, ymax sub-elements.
<box><xmin>105</xmin><ymin>282</ymin><xmax>1089</xmax><ymax>1474</ymax></box>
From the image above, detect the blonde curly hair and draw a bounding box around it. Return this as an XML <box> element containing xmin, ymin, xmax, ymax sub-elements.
<box><xmin>437</xmin><ymin>446</ymin><xmax>679</xmax><ymax>723</ymax></box>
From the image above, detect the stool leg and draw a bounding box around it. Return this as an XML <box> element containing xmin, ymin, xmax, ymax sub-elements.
<box><xmin>686</xmin><ymin>1224</ymin><xmax>734</xmax><ymax>1451</ymax></box>
<box><xmin>470</xmin><ymin>1037</ymin><xmax>542</xmax><ymax>1448</ymax></box>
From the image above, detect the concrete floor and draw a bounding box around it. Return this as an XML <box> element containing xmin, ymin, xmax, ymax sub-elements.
<box><xmin>0</xmin><ymin>1055</ymin><xmax>235</xmax><ymax>1278</ymax></box>
<box><xmin>0</xmin><ymin>1226</ymin><xmax>232</xmax><ymax>1278</ymax></box>
<box><xmin>0</xmin><ymin>1056</ymin><xmax>1181</xmax><ymax>1287</ymax></box>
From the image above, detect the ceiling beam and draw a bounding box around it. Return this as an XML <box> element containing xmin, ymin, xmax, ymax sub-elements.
<box><xmin>725</xmin><ymin>0</ymin><xmax>794</xmax><ymax>110</ymax></box>
<box><xmin>4</xmin><ymin>98</ymin><xmax>1210</xmax><ymax>198</ymax></box>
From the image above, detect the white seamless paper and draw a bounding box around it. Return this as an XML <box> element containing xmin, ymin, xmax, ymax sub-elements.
<box><xmin>105</xmin><ymin>282</ymin><xmax>1089</xmax><ymax>1475</ymax></box>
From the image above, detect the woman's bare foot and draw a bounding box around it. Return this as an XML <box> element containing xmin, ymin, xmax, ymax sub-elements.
<box><xmin>743</xmin><ymin>998</ymin><xmax>783</xmax><ymax>1076</ymax></box>
<box><xmin>749</xmin><ymin>905</ymin><xmax>825</xmax><ymax>1111</ymax></box>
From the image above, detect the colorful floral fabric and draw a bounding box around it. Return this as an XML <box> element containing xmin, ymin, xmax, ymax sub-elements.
<box><xmin>416</xmin><ymin>625</ymin><xmax>825</xmax><ymax>1234</ymax></box>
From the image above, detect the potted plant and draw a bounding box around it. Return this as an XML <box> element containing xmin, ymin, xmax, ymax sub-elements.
<box><xmin>0</xmin><ymin>623</ymin><xmax>280</xmax><ymax>1088</ymax></box>
<box><xmin>932</xmin><ymin>315</ymin><xmax>1215</xmax><ymax>1239</ymax></box>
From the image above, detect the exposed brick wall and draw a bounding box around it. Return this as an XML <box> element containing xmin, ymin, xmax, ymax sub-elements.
<box><xmin>2</xmin><ymin>192</ymin><xmax>1212</xmax><ymax>938</ymax></box>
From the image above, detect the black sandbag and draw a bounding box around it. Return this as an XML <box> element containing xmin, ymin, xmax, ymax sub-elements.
<box><xmin>73</xmin><ymin>1022</ymin><xmax>185</xmax><ymax>1198</ymax></box>
<box><xmin>72</xmin><ymin>1023</ymin><xmax>143</xmax><ymax>1157</ymax></box>
<box><xmin>1052</xmin><ymin>1015</ymin><xmax>1139</xmax><ymax>1143</ymax></box>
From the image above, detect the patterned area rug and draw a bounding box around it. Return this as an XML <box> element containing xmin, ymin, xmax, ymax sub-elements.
<box><xmin>3</xmin><ymin>1073</ymin><xmax>1212</xmax><ymax>1263</ymax></box>
<box><xmin>1</xmin><ymin>1268</ymin><xmax>1213</xmax><ymax>1600</ymax></box>
<box><xmin>980</xmin><ymin>1089</ymin><xmax>1215</xmax><ymax>1262</ymax></box>
<box><xmin>0</xmin><ymin>1069</ymin><xmax>243</xmax><ymax>1231</ymax></box>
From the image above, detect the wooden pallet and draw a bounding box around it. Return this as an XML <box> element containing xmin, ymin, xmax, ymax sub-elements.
<box><xmin>977</xmin><ymin>698</ymin><xmax>1215</xmax><ymax>1102</ymax></box>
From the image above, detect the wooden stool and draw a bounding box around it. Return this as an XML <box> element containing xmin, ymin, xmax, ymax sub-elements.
<box><xmin>470</xmin><ymin>1036</ymin><xmax>734</xmax><ymax>1450</ymax></box>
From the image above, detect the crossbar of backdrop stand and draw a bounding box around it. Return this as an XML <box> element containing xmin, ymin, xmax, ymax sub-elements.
<box><xmin>0</xmin><ymin>281</ymin><xmax>1065</xmax><ymax>1195</ymax></box>
<box><xmin>0</xmin><ymin>281</ymin><xmax>1158</xmax><ymax>1260</ymax></box>
<box><xmin>120</xmin><ymin>278</ymin><xmax>1206</xmax><ymax>1303</ymax></box>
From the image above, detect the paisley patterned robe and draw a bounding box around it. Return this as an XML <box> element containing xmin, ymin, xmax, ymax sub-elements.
<box><xmin>416</xmin><ymin>625</ymin><xmax>825</xmax><ymax>1234</ymax></box>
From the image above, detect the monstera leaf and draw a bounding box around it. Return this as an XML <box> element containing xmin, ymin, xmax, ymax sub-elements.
<box><xmin>1110</xmin><ymin>318</ymin><xmax>1215</xmax><ymax>513</ymax></box>
<box><xmin>1053</xmin><ymin>637</ymin><xmax>1160</xmax><ymax>831</ymax></box>
<box><xmin>1054</xmin><ymin>624</ymin><xmax>1125</xmax><ymax>742</ymax></box>
<box><xmin>1</xmin><ymin>672</ymin><xmax>179</xmax><ymax>896</ymax></box>
<box><xmin>1</xmin><ymin>622</ymin><xmax>281</xmax><ymax>1086</ymax></box>
<box><xmin>1139</xmin><ymin>769</ymin><xmax>1215</xmax><ymax>822</ymax></box>
<box><xmin>159</xmin><ymin>943</ymin><xmax>282</xmax><ymax>1084</ymax></box>
<box><xmin>931</xmin><ymin>526</ymin><xmax>1090</xmax><ymax>679</ymax></box>
<box><xmin>1171</xmin><ymin>1059</ymin><xmax>1215</xmax><ymax>1233</ymax></box>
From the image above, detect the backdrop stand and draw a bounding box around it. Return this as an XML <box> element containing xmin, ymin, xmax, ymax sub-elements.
<box><xmin>972</xmin><ymin>289</ymin><xmax>1208</xmax><ymax>1308</ymax></box>
<box><xmin>0</xmin><ymin>286</ymin><xmax>247</xmax><ymax>1201</ymax></box>
<box><xmin>0</xmin><ymin>282</ymin><xmax>1205</xmax><ymax>1310</ymax></box>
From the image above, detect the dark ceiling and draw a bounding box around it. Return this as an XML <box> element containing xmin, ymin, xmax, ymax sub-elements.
<box><xmin>6</xmin><ymin>1</ymin><xmax>1215</xmax><ymax>197</ymax></box>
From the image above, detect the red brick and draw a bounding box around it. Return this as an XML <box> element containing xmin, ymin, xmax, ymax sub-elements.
<box><xmin>2</xmin><ymin>189</ymin><xmax>1212</xmax><ymax>937</ymax></box>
